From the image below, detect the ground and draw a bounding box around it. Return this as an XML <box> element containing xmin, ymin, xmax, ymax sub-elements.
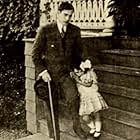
<box><xmin>0</xmin><ymin>128</ymin><xmax>31</xmax><ymax>140</ymax></box>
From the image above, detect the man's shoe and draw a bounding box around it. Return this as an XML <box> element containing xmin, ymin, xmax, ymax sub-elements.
<box><xmin>73</xmin><ymin>126</ymin><xmax>86</xmax><ymax>139</ymax></box>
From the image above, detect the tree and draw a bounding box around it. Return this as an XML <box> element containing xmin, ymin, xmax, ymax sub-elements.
<box><xmin>108</xmin><ymin>0</ymin><xmax>140</xmax><ymax>36</ymax></box>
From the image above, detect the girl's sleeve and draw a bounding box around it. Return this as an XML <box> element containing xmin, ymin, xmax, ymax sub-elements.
<box><xmin>91</xmin><ymin>69</ymin><xmax>98</xmax><ymax>83</ymax></box>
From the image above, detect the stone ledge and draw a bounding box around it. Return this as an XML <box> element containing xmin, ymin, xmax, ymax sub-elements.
<box><xmin>101</xmin><ymin>49</ymin><xmax>140</xmax><ymax>56</ymax></box>
<box><xmin>81</xmin><ymin>31</ymin><xmax>112</xmax><ymax>38</ymax></box>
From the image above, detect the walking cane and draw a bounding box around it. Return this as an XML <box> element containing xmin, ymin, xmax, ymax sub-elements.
<box><xmin>47</xmin><ymin>81</ymin><xmax>58</xmax><ymax>140</ymax></box>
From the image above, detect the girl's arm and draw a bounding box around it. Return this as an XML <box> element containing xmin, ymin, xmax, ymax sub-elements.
<box><xmin>70</xmin><ymin>72</ymin><xmax>92</xmax><ymax>87</ymax></box>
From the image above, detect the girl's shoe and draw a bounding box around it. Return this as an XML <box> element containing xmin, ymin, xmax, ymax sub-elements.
<box><xmin>94</xmin><ymin>131</ymin><xmax>101</xmax><ymax>138</ymax></box>
<box><xmin>89</xmin><ymin>128</ymin><xmax>96</xmax><ymax>134</ymax></box>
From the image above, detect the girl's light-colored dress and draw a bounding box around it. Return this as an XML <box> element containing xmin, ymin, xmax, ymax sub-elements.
<box><xmin>77</xmin><ymin>68</ymin><xmax>108</xmax><ymax>116</ymax></box>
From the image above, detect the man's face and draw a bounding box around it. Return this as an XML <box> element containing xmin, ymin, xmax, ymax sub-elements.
<box><xmin>57</xmin><ymin>9</ymin><xmax>73</xmax><ymax>25</ymax></box>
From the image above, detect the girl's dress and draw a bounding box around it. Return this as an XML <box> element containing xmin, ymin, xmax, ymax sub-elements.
<box><xmin>77</xmin><ymin>68</ymin><xmax>108</xmax><ymax>116</ymax></box>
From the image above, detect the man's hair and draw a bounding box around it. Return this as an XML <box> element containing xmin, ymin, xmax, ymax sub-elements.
<box><xmin>58</xmin><ymin>1</ymin><xmax>74</xmax><ymax>12</ymax></box>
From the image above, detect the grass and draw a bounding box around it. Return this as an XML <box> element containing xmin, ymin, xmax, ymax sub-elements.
<box><xmin>0</xmin><ymin>128</ymin><xmax>31</xmax><ymax>140</ymax></box>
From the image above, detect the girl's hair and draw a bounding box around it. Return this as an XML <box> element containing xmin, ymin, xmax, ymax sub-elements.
<box><xmin>58</xmin><ymin>2</ymin><xmax>74</xmax><ymax>12</ymax></box>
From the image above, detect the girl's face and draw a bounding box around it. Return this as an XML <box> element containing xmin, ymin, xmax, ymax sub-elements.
<box><xmin>74</xmin><ymin>68</ymin><xmax>84</xmax><ymax>77</ymax></box>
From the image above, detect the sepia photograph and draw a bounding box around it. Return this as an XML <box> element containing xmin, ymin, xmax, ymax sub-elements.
<box><xmin>0</xmin><ymin>0</ymin><xmax>140</xmax><ymax>140</ymax></box>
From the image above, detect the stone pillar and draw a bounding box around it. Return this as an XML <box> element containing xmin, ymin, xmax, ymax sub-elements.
<box><xmin>24</xmin><ymin>38</ymin><xmax>49</xmax><ymax>135</ymax></box>
<box><xmin>24</xmin><ymin>0</ymin><xmax>50</xmax><ymax>135</ymax></box>
<box><xmin>24</xmin><ymin>38</ymin><xmax>37</xmax><ymax>134</ymax></box>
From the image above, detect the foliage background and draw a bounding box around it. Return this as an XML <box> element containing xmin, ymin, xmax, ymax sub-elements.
<box><xmin>0</xmin><ymin>0</ymin><xmax>39</xmax><ymax>131</ymax></box>
<box><xmin>108</xmin><ymin>0</ymin><xmax>140</xmax><ymax>36</ymax></box>
<box><xmin>0</xmin><ymin>0</ymin><xmax>40</xmax><ymax>42</ymax></box>
<box><xmin>0</xmin><ymin>0</ymin><xmax>140</xmax><ymax>134</ymax></box>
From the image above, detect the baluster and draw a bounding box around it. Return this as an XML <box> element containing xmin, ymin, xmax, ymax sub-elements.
<box><xmin>87</xmin><ymin>0</ymin><xmax>92</xmax><ymax>22</ymax></box>
<box><xmin>96</xmin><ymin>0</ymin><xmax>100</xmax><ymax>23</ymax></box>
<box><xmin>39</xmin><ymin>0</ymin><xmax>112</xmax><ymax>31</ymax></box>
<box><xmin>99</xmin><ymin>0</ymin><xmax>104</xmax><ymax>22</ymax></box>
<box><xmin>83</xmin><ymin>0</ymin><xmax>86</xmax><ymax>21</ymax></box>
<box><xmin>80</xmin><ymin>0</ymin><xmax>84</xmax><ymax>22</ymax></box>
<box><xmin>93</xmin><ymin>0</ymin><xmax>98</xmax><ymax>22</ymax></box>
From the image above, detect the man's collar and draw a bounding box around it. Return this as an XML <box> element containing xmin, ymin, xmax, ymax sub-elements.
<box><xmin>57</xmin><ymin>20</ymin><xmax>67</xmax><ymax>33</ymax></box>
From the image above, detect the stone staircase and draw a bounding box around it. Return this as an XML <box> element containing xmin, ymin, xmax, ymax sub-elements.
<box><xmin>20</xmin><ymin>38</ymin><xmax>140</xmax><ymax>140</ymax></box>
<box><xmin>94</xmin><ymin>49</ymin><xmax>140</xmax><ymax>140</ymax></box>
<box><xmin>35</xmin><ymin>49</ymin><xmax>140</xmax><ymax>140</ymax></box>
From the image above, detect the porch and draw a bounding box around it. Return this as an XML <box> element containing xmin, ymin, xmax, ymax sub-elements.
<box><xmin>23</xmin><ymin>0</ymin><xmax>140</xmax><ymax>140</ymax></box>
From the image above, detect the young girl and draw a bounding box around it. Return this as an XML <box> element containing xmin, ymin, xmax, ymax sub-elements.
<box><xmin>70</xmin><ymin>59</ymin><xmax>108</xmax><ymax>138</ymax></box>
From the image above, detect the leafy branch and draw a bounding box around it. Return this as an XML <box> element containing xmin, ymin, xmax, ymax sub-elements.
<box><xmin>0</xmin><ymin>0</ymin><xmax>40</xmax><ymax>42</ymax></box>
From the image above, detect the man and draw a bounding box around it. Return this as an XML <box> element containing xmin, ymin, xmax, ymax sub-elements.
<box><xmin>32</xmin><ymin>2</ymin><xmax>86</xmax><ymax>140</ymax></box>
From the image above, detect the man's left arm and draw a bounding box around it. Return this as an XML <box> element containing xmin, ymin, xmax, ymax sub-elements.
<box><xmin>71</xmin><ymin>27</ymin><xmax>82</xmax><ymax>69</ymax></box>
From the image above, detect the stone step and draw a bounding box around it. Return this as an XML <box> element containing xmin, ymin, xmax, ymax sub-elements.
<box><xmin>94</xmin><ymin>64</ymin><xmax>140</xmax><ymax>90</ymax></box>
<box><xmin>103</xmin><ymin>118</ymin><xmax>140</xmax><ymax>140</ymax></box>
<box><xmin>98</xmin><ymin>83</ymin><xmax>140</xmax><ymax>114</ymax></box>
<box><xmin>99</xmin><ymin>49</ymin><xmax>140</xmax><ymax>68</ymax></box>
<box><xmin>102</xmin><ymin>108</ymin><xmax>140</xmax><ymax>139</ymax></box>
<box><xmin>99</xmin><ymin>83</ymin><xmax>140</xmax><ymax>101</ymax></box>
<box><xmin>38</xmin><ymin>119</ymin><xmax>125</xmax><ymax>140</ymax></box>
<box><xmin>112</xmin><ymin>37</ymin><xmax>140</xmax><ymax>50</ymax></box>
<box><xmin>102</xmin><ymin>92</ymin><xmax>140</xmax><ymax>115</ymax></box>
<box><xmin>16</xmin><ymin>133</ymin><xmax>50</xmax><ymax>140</ymax></box>
<box><xmin>38</xmin><ymin>105</ymin><xmax>140</xmax><ymax>140</ymax></box>
<box><xmin>59</xmin><ymin>102</ymin><xmax>140</xmax><ymax>129</ymax></box>
<box><xmin>61</xmin><ymin>131</ymin><xmax>126</xmax><ymax>140</ymax></box>
<box><xmin>102</xmin><ymin>107</ymin><xmax>140</xmax><ymax>129</ymax></box>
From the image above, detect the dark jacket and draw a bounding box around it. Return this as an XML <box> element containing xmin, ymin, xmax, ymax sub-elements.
<box><xmin>32</xmin><ymin>22</ymin><xmax>82</xmax><ymax>80</ymax></box>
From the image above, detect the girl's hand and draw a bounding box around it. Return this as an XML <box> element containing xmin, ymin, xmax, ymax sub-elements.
<box><xmin>82</xmin><ymin>81</ymin><xmax>93</xmax><ymax>87</ymax></box>
<box><xmin>70</xmin><ymin>72</ymin><xmax>81</xmax><ymax>82</ymax></box>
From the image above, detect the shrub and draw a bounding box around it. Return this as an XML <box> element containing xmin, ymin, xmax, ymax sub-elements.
<box><xmin>0</xmin><ymin>42</ymin><xmax>26</xmax><ymax>129</ymax></box>
<box><xmin>0</xmin><ymin>0</ymin><xmax>40</xmax><ymax>129</ymax></box>
<box><xmin>108</xmin><ymin>0</ymin><xmax>140</xmax><ymax>36</ymax></box>
<box><xmin>0</xmin><ymin>0</ymin><xmax>40</xmax><ymax>42</ymax></box>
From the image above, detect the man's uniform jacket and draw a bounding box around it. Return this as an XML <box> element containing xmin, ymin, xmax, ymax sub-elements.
<box><xmin>32</xmin><ymin>22</ymin><xmax>82</xmax><ymax>80</ymax></box>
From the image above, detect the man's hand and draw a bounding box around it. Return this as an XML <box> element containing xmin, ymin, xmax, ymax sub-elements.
<box><xmin>38</xmin><ymin>70</ymin><xmax>51</xmax><ymax>82</ymax></box>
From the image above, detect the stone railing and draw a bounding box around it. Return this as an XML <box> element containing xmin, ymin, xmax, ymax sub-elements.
<box><xmin>40</xmin><ymin>0</ymin><xmax>114</xmax><ymax>36</ymax></box>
